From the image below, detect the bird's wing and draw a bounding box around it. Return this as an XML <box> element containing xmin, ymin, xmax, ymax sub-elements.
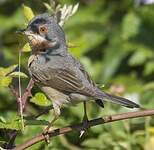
<box><xmin>29</xmin><ymin>54</ymin><xmax>97</xmax><ymax>98</ymax></box>
<box><xmin>44</xmin><ymin>66</ymin><xmax>97</xmax><ymax>97</ymax></box>
<box><xmin>78</xmin><ymin>63</ymin><xmax>96</xmax><ymax>87</ymax></box>
<box><xmin>29</xmin><ymin>54</ymin><xmax>98</xmax><ymax>97</ymax></box>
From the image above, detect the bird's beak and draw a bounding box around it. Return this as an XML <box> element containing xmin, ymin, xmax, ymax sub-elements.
<box><xmin>16</xmin><ymin>29</ymin><xmax>33</xmax><ymax>37</ymax></box>
<box><xmin>23</xmin><ymin>31</ymin><xmax>33</xmax><ymax>36</ymax></box>
<box><xmin>16</xmin><ymin>29</ymin><xmax>26</xmax><ymax>34</ymax></box>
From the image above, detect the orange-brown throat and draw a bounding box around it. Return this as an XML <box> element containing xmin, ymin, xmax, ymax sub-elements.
<box><xmin>26</xmin><ymin>34</ymin><xmax>57</xmax><ymax>54</ymax></box>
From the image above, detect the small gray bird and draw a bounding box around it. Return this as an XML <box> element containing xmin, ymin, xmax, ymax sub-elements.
<box><xmin>21</xmin><ymin>13</ymin><xmax>139</xmax><ymax>132</ymax></box>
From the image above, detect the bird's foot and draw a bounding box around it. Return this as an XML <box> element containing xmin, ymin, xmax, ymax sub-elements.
<box><xmin>42</xmin><ymin>105</ymin><xmax>60</xmax><ymax>143</ymax></box>
<box><xmin>80</xmin><ymin>117</ymin><xmax>89</xmax><ymax>138</ymax></box>
<box><xmin>43</xmin><ymin>133</ymin><xmax>50</xmax><ymax>144</ymax></box>
<box><xmin>42</xmin><ymin>125</ymin><xmax>53</xmax><ymax>144</ymax></box>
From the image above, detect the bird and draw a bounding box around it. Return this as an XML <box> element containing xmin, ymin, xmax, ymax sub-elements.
<box><xmin>19</xmin><ymin>13</ymin><xmax>140</xmax><ymax>133</ymax></box>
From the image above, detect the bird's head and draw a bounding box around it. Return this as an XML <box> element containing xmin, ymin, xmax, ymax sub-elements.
<box><xmin>19</xmin><ymin>13</ymin><xmax>67</xmax><ymax>55</ymax></box>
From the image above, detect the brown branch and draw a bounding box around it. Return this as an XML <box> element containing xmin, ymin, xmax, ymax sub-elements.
<box><xmin>22</xmin><ymin>78</ymin><xmax>34</xmax><ymax>110</ymax></box>
<box><xmin>9</xmin><ymin>78</ymin><xmax>34</xmax><ymax>113</ymax></box>
<box><xmin>13</xmin><ymin>109</ymin><xmax>154</xmax><ymax>150</ymax></box>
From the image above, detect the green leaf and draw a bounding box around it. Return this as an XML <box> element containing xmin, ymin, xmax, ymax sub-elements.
<box><xmin>0</xmin><ymin>121</ymin><xmax>20</xmax><ymax>130</ymax></box>
<box><xmin>0</xmin><ymin>64</ymin><xmax>18</xmax><ymax>76</ymax></box>
<box><xmin>9</xmin><ymin>71</ymin><xmax>28</xmax><ymax>78</ymax></box>
<box><xmin>43</xmin><ymin>3</ymin><xmax>52</xmax><ymax>11</ymax></box>
<box><xmin>144</xmin><ymin>61</ymin><xmax>154</xmax><ymax>76</ymax></box>
<box><xmin>0</xmin><ymin>116</ymin><xmax>6</xmax><ymax>123</ymax></box>
<box><xmin>82</xmin><ymin>138</ymin><xmax>103</xmax><ymax>148</ymax></box>
<box><xmin>22</xmin><ymin>4</ymin><xmax>34</xmax><ymax>21</ymax></box>
<box><xmin>30</xmin><ymin>92</ymin><xmax>52</xmax><ymax>107</ymax></box>
<box><xmin>122</xmin><ymin>12</ymin><xmax>141</xmax><ymax>40</ymax></box>
<box><xmin>22</xmin><ymin>43</ymin><xmax>31</xmax><ymax>52</ymax></box>
<box><xmin>144</xmin><ymin>82</ymin><xmax>154</xmax><ymax>90</ymax></box>
<box><xmin>129</xmin><ymin>49</ymin><xmax>153</xmax><ymax>66</ymax></box>
<box><xmin>0</xmin><ymin>76</ymin><xmax>12</xmax><ymax>87</ymax></box>
<box><xmin>101</xmin><ymin>45</ymin><xmax>128</xmax><ymax>82</ymax></box>
<box><xmin>0</xmin><ymin>115</ymin><xmax>22</xmax><ymax>130</ymax></box>
<box><xmin>0</xmin><ymin>65</ymin><xmax>19</xmax><ymax>87</ymax></box>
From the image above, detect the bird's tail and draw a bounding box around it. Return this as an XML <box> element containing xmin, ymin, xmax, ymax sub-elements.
<box><xmin>96</xmin><ymin>91</ymin><xmax>140</xmax><ymax>108</ymax></box>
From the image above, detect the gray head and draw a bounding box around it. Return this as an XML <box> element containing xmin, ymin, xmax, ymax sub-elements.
<box><xmin>22</xmin><ymin>13</ymin><xmax>67</xmax><ymax>55</ymax></box>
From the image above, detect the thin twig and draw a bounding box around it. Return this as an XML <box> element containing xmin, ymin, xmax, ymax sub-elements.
<box><xmin>10</xmin><ymin>78</ymin><xmax>34</xmax><ymax>111</ymax></box>
<box><xmin>34</xmin><ymin>105</ymin><xmax>53</xmax><ymax>118</ymax></box>
<box><xmin>13</xmin><ymin>109</ymin><xmax>154</xmax><ymax>150</ymax></box>
<box><xmin>9</xmin><ymin>85</ymin><xmax>19</xmax><ymax>99</ymax></box>
<box><xmin>24</xmin><ymin>105</ymin><xmax>53</xmax><ymax>119</ymax></box>
<box><xmin>4</xmin><ymin>130</ymin><xmax>18</xmax><ymax>149</ymax></box>
<box><xmin>9</xmin><ymin>78</ymin><xmax>34</xmax><ymax>131</ymax></box>
<box><xmin>9</xmin><ymin>85</ymin><xmax>20</xmax><ymax>114</ymax></box>
<box><xmin>22</xmin><ymin>78</ymin><xmax>34</xmax><ymax>110</ymax></box>
<box><xmin>18</xmin><ymin>49</ymin><xmax>24</xmax><ymax>131</ymax></box>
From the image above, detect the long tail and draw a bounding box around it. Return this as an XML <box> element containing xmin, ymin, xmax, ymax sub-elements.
<box><xmin>96</xmin><ymin>91</ymin><xmax>140</xmax><ymax>108</ymax></box>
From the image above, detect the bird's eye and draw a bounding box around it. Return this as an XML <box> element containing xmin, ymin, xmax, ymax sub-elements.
<box><xmin>39</xmin><ymin>25</ymin><xmax>47</xmax><ymax>34</ymax></box>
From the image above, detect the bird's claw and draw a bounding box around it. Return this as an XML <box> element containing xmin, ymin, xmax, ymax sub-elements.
<box><xmin>79</xmin><ymin>119</ymin><xmax>89</xmax><ymax>138</ymax></box>
<box><xmin>79</xmin><ymin>130</ymin><xmax>86</xmax><ymax>138</ymax></box>
<box><xmin>42</xmin><ymin>126</ymin><xmax>52</xmax><ymax>144</ymax></box>
<box><xmin>43</xmin><ymin>132</ymin><xmax>50</xmax><ymax>144</ymax></box>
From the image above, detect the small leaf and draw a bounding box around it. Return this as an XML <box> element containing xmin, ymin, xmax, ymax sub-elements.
<box><xmin>0</xmin><ymin>116</ymin><xmax>6</xmax><ymax>123</ymax></box>
<box><xmin>58</xmin><ymin>3</ymin><xmax>79</xmax><ymax>26</ymax></box>
<box><xmin>2</xmin><ymin>122</ymin><xmax>21</xmax><ymax>130</ymax></box>
<box><xmin>82</xmin><ymin>138</ymin><xmax>103</xmax><ymax>148</ymax></box>
<box><xmin>0</xmin><ymin>64</ymin><xmax>18</xmax><ymax>76</ymax></box>
<box><xmin>128</xmin><ymin>45</ymin><xmax>153</xmax><ymax>66</ymax></box>
<box><xmin>72</xmin><ymin>3</ymin><xmax>79</xmax><ymax>15</ymax></box>
<box><xmin>43</xmin><ymin>2</ymin><xmax>52</xmax><ymax>11</ymax></box>
<box><xmin>9</xmin><ymin>71</ymin><xmax>28</xmax><ymax>78</ymax></box>
<box><xmin>22</xmin><ymin>4</ymin><xmax>34</xmax><ymax>21</ymax></box>
<box><xmin>0</xmin><ymin>76</ymin><xmax>12</xmax><ymax>87</ymax></box>
<box><xmin>0</xmin><ymin>115</ymin><xmax>22</xmax><ymax>130</ymax></box>
<box><xmin>22</xmin><ymin>43</ymin><xmax>31</xmax><ymax>52</ymax></box>
<box><xmin>144</xmin><ymin>82</ymin><xmax>154</xmax><ymax>90</ymax></box>
<box><xmin>30</xmin><ymin>92</ymin><xmax>51</xmax><ymax>107</ymax></box>
<box><xmin>144</xmin><ymin>61</ymin><xmax>154</xmax><ymax>76</ymax></box>
<box><xmin>0</xmin><ymin>65</ymin><xmax>18</xmax><ymax>87</ymax></box>
<box><xmin>122</xmin><ymin>12</ymin><xmax>141</xmax><ymax>40</ymax></box>
<box><xmin>129</xmin><ymin>50</ymin><xmax>147</xmax><ymax>66</ymax></box>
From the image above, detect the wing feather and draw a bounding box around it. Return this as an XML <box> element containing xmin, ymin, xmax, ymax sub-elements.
<box><xmin>30</xmin><ymin>55</ymin><xmax>97</xmax><ymax>97</ymax></box>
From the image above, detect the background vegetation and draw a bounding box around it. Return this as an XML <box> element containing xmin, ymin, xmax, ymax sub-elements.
<box><xmin>0</xmin><ymin>0</ymin><xmax>154</xmax><ymax>149</ymax></box>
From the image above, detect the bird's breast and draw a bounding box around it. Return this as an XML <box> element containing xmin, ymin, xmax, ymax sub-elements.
<box><xmin>28</xmin><ymin>54</ymin><xmax>47</xmax><ymax>83</ymax></box>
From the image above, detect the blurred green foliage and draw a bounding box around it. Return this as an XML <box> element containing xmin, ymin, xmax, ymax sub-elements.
<box><xmin>0</xmin><ymin>0</ymin><xmax>154</xmax><ymax>149</ymax></box>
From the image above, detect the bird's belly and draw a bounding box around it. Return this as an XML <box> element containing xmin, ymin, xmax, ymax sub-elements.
<box><xmin>68</xmin><ymin>93</ymin><xmax>89</xmax><ymax>105</ymax></box>
<box><xmin>41</xmin><ymin>86</ymin><xmax>89</xmax><ymax>107</ymax></box>
<box><xmin>61</xmin><ymin>94</ymin><xmax>89</xmax><ymax>107</ymax></box>
<box><xmin>41</xmin><ymin>86</ymin><xmax>71</xmax><ymax>106</ymax></box>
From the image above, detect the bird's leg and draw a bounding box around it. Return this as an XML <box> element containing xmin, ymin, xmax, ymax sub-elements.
<box><xmin>83</xmin><ymin>101</ymin><xmax>88</xmax><ymax>122</ymax></box>
<box><xmin>80</xmin><ymin>101</ymin><xmax>89</xmax><ymax>137</ymax></box>
<box><xmin>43</xmin><ymin>103</ymin><xmax>60</xmax><ymax>143</ymax></box>
<box><xmin>43</xmin><ymin>114</ymin><xmax>58</xmax><ymax>133</ymax></box>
